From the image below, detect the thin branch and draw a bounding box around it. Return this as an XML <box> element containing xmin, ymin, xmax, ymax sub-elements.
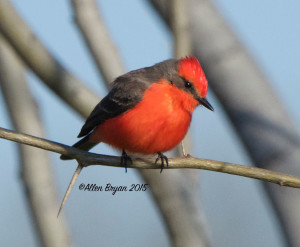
<box><xmin>0</xmin><ymin>127</ymin><xmax>299</xmax><ymax>188</ymax></box>
<box><xmin>57</xmin><ymin>164</ymin><xmax>83</xmax><ymax>217</ymax></box>
<box><xmin>0</xmin><ymin>0</ymin><xmax>99</xmax><ymax>117</ymax></box>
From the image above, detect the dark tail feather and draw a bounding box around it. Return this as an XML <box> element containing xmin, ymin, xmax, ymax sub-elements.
<box><xmin>60</xmin><ymin>135</ymin><xmax>97</xmax><ymax>160</ymax></box>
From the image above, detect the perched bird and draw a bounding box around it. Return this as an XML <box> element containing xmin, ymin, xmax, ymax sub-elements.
<box><xmin>60</xmin><ymin>56</ymin><xmax>213</xmax><ymax>172</ymax></box>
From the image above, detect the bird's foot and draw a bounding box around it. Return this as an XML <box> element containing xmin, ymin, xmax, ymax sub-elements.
<box><xmin>121</xmin><ymin>149</ymin><xmax>132</xmax><ymax>173</ymax></box>
<box><xmin>155</xmin><ymin>152</ymin><xmax>169</xmax><ymax>173</ymax></box>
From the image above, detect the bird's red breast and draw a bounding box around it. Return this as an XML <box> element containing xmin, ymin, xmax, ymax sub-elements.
<box><xmin>89</xmin><ymin>79</ymin><xmax>199</xmax><ymax>154</ymax></box>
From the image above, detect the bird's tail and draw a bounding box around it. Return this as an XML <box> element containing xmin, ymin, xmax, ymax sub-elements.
<box><xmin>60</xmin><ymin>135</ymin><xmax>97</xmax><ymax>160</ymax></box>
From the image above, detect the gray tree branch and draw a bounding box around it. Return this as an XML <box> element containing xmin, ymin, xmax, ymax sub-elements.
<box><xmin>171</xmin><ymin>0</ymin><xmax>193</xmax><ymax>158</ymax></box>
<box><xmin>0</xmin><ymin>127</ymin><xmax>300</xmax><ymax>188</ymax></box>
<box><xmin>0</xmin><ymin>36</ymin><xmax>71</xmax><ymax>247</ymax></box>
<box><xmin>70</xmin><ymin>0</ymin><xmax>125</xmax><ymax>87</ymax></box>
<box><xmin>170</xmin><ymin>1</ymin><xmax>210</xmax><ymax>245</ymax></box>
<box><xmin>0</xmin><ymin>0</ymin><xmax>99</xmax><ymax>117</ymax></box>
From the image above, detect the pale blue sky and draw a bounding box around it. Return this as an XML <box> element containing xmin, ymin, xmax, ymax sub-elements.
<box><xmin>0</xmin><ymin>1</ymin><xmax>299</xmax><ymax>246</ymax></box>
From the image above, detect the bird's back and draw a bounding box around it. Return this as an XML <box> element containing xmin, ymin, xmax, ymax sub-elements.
<box><xmin>78</xmin><ymin>59</ymin><xmax>178</xmax><ymax>138</ymax></box>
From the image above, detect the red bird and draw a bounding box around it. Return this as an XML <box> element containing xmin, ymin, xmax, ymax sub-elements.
<box><xmin>61</xmin><ymin>56</ymin><xmax>213</xmax><ymax>172</ymax></box>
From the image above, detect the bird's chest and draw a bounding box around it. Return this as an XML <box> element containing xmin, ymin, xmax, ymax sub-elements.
<box><xmin>131</xmin><ymin>82</ymin><xmax>193</xmax><ymax>129</ymax></box>
<box><xmin>94</xmin><ymin>81</ymin><xmax>196</xmax><ymax>154</ymax></box>
<box><xmin>118</xmin><ymin>84</ymin><xmax>193</xmax><ymax>152</ymax></box>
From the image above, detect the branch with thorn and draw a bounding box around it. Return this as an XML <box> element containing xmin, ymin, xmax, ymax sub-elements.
<box><xmin>1</xmin><ymin>126</ymin><xmax>300</xmax><ymax>216</ymax></box>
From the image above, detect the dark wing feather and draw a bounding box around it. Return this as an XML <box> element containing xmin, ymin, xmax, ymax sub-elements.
<box><xmin>77</xmin><ymin>72</ymin><xmax>151</xmax><ymax>138</ymax></box>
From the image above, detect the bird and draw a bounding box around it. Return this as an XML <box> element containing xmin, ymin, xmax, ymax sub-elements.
<box><xmin>60</xmin><ymin>56</ymin><xmax>214</xmax><ymax>172</ymax></box>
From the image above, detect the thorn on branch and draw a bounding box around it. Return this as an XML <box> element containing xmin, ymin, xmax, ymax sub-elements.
<box><xmin>57</xmin><ymin>163</ymin><xmax>83</xmax><ymax>217</ymax></box>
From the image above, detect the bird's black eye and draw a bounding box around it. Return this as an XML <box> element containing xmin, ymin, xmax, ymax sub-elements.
<box><xmin>185</xmin><ymin>81</ymin><xmax>192</xmax><ymax>88</ymax></box>
<box><xmin>170</xmin><ymin>80</ymin><xmax>174</xmax><ymax>85</ymax></box>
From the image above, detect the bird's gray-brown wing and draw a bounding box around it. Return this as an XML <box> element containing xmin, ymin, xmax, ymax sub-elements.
<box><xmin>77</xmin><ymin>73</ymin><xmax>152</xmax><ymax>138</ymax></box>
<box><xmin>77</xmin><ymin>59</ymin><xmax>178</xmax><ymax>138</ymax></box>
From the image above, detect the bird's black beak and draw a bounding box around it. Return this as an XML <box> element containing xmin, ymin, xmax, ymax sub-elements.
<box><xmin>197</xmin><ymin>97</ymin><xmax>214</xmax><ymax>111</ymax></box>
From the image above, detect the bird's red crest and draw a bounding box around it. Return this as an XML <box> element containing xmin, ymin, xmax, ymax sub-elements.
<box><xmin>177</xmin><ymin>56</ymin><xmax>208</xmax><ymax>97</ymax></box>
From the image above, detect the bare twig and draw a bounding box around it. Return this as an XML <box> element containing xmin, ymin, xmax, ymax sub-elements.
<box><xmin>57</xmin><ymin>164</ymin><xmax>83</xmax><ymax>217</ymax></box>
<box><xmin>0</xmin><ymin>127</ymin><xmax>299</xmax><ymax>188</ymax></box>
<box><xmin>0</xmin><ymin>36</ymin><xmax>71</xmax><ymax>247</ymax></box>
<box><xmin>0</xmin><ymin>0</ymin><xmax>99</xmax><ymax>117</ymax></box>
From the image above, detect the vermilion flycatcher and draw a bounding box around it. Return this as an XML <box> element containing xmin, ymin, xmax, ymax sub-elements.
<box><xmin>61</xmin><ymin>56</ymin><xmax>213</xmax><ymax>172</ymax></box>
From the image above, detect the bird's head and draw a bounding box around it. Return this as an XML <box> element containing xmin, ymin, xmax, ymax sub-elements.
<box><xmin>174</xmin><ymin>56</ymin><xmax>214</xmax><ymax>111</ymax></box>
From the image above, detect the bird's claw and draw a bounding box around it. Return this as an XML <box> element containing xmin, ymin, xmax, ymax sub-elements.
<box><xmin>121</xmin><ymin>149</ymin><xmax>132</xmax><ymax>173</ymax></box>
<box><xmin>155</xmin><ymin>152</ymin><xmax>169</xmax><ymax>173</ymax></box>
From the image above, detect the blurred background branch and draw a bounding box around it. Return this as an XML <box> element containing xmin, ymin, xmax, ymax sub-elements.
<box><xmin>171</xmin><ymin>0</ymin><xmax>193</xmax><ymax>158</ymax></box>
<box><xmin>0</xmin><ymin>0</ymin><xmax>99</xmax><ymax>116</ymax></box>
<box><xmin>149</xmin><ymin>0</ymin><xmax>300</xmax><ymax>246</ymax></box>
<box><xmin>0</xmin><ymin>35</ymin><xmax>71</xmax><ymax>247</ymax></box>
<box><xmin>71</xmin><ymin>0</ymin><xmax>125</xmax><ymax>87</ymax></box>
